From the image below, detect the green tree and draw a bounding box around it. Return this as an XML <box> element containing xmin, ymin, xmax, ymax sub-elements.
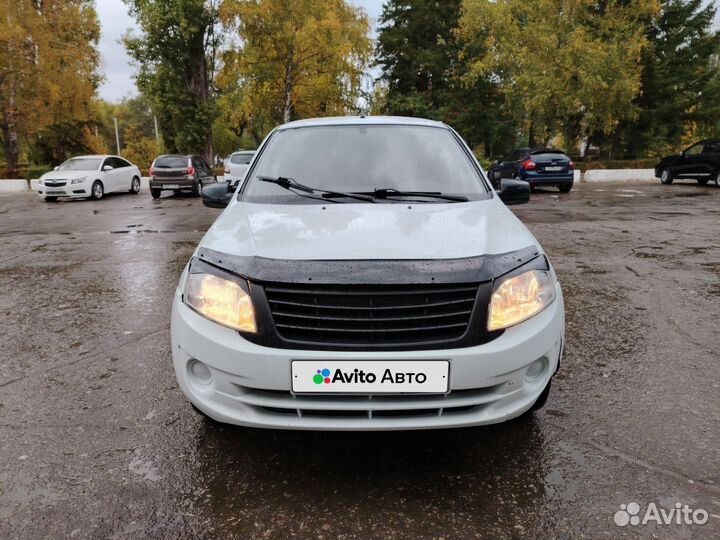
<box><xmin>375</xmin><ymin>0</ymin><xmax>518</xmax><ymax>157</ymax></box>
<box><xmin>611</xmin><ymin>0</ymin><xmax>720</xmax><ymax>157</ymax></box>
<box><xmin>219</xmin><ymin>0</ymin><xmax>372</xmax><ymax>128</ymax></box>
<box><xmin>124</xmin><ymin>0</ymin><xmax>220</xmax><ymax>160</ymax></box>
<box><xmin>376</xmin><ymin>0</ymin><xmax>463</xmax><ymax>118</ymax></box>
<box><xmin>459</xmin><ymin>0</ymin><xmax>659</xmax><ymax>152</ymax></box>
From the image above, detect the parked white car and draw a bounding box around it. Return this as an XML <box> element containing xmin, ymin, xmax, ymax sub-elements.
<box><xmin>223</xmin><ymin>150</ymin><xmax>255</xmax><ymax>186</ymax></box>
<box><xmin>172</xmin><ymin>116</ymin><xmax>565</xmax><ymax>430</ymax></box>
<box><xmin>37</xmin><ymin>155</ymin><xmax>142</xmax><ymax>201</ymax></box>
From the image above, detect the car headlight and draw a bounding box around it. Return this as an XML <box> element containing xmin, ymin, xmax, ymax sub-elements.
<box><xmin>71</xmin><ymin>177</ymin><xmax>87</xmax><ymax>185</ymax></box>
<box><xmin>488</xmin><ymin>269</ymin><xmax>556</xmax><ymax>331</ymax></box>
<box><xmin>184</xmin><ymin>270</ymin><xmax>257</xmax><ymax>333</ymax></box>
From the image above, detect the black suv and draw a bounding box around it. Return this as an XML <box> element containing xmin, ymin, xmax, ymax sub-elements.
<box><xmin>149</xmin><ymin>154</ymin><xmax>218</xmax><ymax>198</ymax></box>
<box><xmin>655</xmin><ymin>140</ymin><xmax>720</xmax><ymax>187</ymax></box>
<box><xmin>488</xmin><ymin>148</ymin><xmax>575</xmax><ymax>193</ymax></box>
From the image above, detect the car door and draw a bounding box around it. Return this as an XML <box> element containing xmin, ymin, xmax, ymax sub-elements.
<box><xmin>100</xmin><ymin>157</ymin><xmax>117</xmax><ymax>191</ymax></box>
<box><xmin>700</xmin><ymin>142</ymin><xmax>720</xmax><ymax>178</ymax></box>
<box><xmin>675</xmin><ymin>142</ymin><xmax>705</xmax><ymax>179</ymax></box>
<box><xmin>114</xmin><ymin>157</ymin><xmax>134</xmax><ymax>190</ymax></box>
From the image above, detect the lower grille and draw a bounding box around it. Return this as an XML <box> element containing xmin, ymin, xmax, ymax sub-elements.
<box><xmin>263</xmin><ymin>282</ymin><xmax>479</xmax><ymax>349</ymax></box>
<box><xmin>234</xmin><ymin>385</ymin><xmax>505</xmax><ymax>421</ymax></box>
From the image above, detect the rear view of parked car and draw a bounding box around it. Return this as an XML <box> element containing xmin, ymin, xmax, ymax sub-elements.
<box><xmin>37</xmin><ymin>155</ymin><xmax>142</xmax><ymax>202</ymax></box>
<box><xmin>489</xmin><ymin>149</ymin><xmax>575</xmax><ymax>193</ymax></box>
<box><xmin>224</xmin><ymin>151</ymin><xmax>255</xmax><ymax>186</ymax></box>
<box><xmin>149</xmin><ymin>154</ymin><xmax>217</xmax><ymax>199</ymax></box>
<box><xmin>655</xmin><ymin>140</ymin><xmax>720</xmax><ymax>186</ymax></box>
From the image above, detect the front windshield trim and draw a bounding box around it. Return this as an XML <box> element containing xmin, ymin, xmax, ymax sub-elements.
<box><xmin>237</xmin><ymin>123</ymin><xmax>493</xmax><ymax>204</ymax></box>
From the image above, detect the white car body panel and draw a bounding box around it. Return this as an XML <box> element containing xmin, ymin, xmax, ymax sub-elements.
<box><xmin>202</xmin><ymin>199</ymin><xmax>542</xmax><ymax>260</ymax></box>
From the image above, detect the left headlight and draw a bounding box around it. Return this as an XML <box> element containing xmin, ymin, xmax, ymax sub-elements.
<box><xmin>488</xmin><ymin>269</ymin><xmax>556</xmax><ymax>331</ymax></box>
<box><xmin>71</xmin><ymin>176</ymin><xmax>87</xmax><ymax>185</ymax></box>
<box><xmin>184</xmin><ymin>271</ymin><xmax>257</xmax><ymax>333</ymax></box>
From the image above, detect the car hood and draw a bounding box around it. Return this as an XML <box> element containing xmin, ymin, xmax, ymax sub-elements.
<box><xmin>199</xmin><ymin>199</ymin><xmax>540</xmax><ymax>261</ymax></box>
<box><xmin>41</xmin><ymin>170</ymin><xmax>97</xmax><ymax>180</ymax></box>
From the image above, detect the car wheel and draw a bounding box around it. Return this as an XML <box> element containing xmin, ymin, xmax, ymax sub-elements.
<box><xmin>129</xmin><ymin>176</ymin><xmax>141</xmax><ymax>194</ymax></box>
<box><xmin>558</xmin><ymin>184</ymin><xmax>573</xmax><ymax>193</ymax></box>
<box><xmin>660</xmin><ymin>168</ymin><xmax>673</xmax><ymax>184</ymax></box>
<box><xmin>714</xmin><ymin>171</ymin><xmax>720</xmax><ymax>188</ymax></box>
<box><xmin>150</xmin><ymin>188</ymin><xmax>161</xmax><ymax>199</ymax></box>
<box><xmin>192</xmin><ymin>180</ymin><xmax>203</xmax><ymax>197</ymax></box>
<box><xmin>90</xmin><ymin>180</ymin><xmax>104</xmax><ymax>200</ymax></box>
<box><xmin>44</xmin><ymin>196</ymin><xmax>58</xmax><ymax>202</ymax></box>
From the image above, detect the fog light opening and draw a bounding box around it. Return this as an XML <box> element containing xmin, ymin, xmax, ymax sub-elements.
<box><xmin>187</xmin><ymin>359</ymin><xmax>213</xmax><ymax>386</ymax></box>
<box><xmin>525</xmin><ymin>358</ymin><xmax>547</xmax><ymax>381</ymax></box>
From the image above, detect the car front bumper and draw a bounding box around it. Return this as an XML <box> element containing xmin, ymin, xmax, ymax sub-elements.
<box><xmin>171</xmin><ymin>281</ymin><xmax>565</xmax><ymax>431</ymax></box>
<box><xmin>37</xmin><ymin>182</ymin><xmax>91</xmax><ymax>198</ymax></box>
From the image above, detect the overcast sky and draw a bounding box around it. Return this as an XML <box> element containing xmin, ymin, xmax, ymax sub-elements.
<box><xmin>96</xmin><ymin>0</ymin><xmax>385</xmax><ymax>102</ymax></box>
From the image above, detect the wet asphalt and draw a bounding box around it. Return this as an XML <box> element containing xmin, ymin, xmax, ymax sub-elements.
<box><xmin>0</xmin><ymin>182</ymin><xmax>719</xmax><ymax>539</ymax></box>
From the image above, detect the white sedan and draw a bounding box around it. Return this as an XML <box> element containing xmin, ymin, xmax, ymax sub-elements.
<box><xmin>37</xmin><ymin>155</ymin><xmax>142</xmax><ymax>201</ymax></box>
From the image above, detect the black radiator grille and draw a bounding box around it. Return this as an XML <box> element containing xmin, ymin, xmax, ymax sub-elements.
<box><xmin>263</xmin><ymin>282</ymin><xmax>479</xmax><ymax>348</ymax></box>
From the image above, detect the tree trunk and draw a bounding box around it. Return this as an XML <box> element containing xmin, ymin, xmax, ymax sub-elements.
<box><xmin>283</xmin><ymin>61</ymin><xmax>294</xmax><ymax>124</ymax></box>
<box><xmin>528</xmin><ymin>121</ymin><xmax>536</xmax><ymax>148</ymax></box>
<box><xmin>1</xmin><ymin>78</ymin><xmax>20</xmax><ymax>178</ymax></box>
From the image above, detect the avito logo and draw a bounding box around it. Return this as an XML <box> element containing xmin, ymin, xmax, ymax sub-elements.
<box><xmin>313</xmin><ymin>368</ymin><xmax>332</xmax><ymax>384</ymax></box>
<box><xmin>312</xmin><ymin>367</ymin><xmax>428</xmax><ymax>385</ymax></box>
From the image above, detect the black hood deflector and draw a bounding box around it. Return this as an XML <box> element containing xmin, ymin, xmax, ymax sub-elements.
<box><xmin>196</xmin><ymin>245</ymin><xmax>541</xmax><ymax>284</ymax></box>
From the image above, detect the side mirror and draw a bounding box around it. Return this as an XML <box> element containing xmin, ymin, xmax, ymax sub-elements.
<box><xmin>202</xmin><ymin>182</ymin><xmax>232</xmax><ymax>208</ymax></box>
<box><xmin>498</xmin><ymin>178</ymin><xmax>530</xmax><ymax>206</ymax></box>
<box><xmin>102</xmin><ymin>165</ymin><xmax>114</xmax><ymax>172</ymax></box>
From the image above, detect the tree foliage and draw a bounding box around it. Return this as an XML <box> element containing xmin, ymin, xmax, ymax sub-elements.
<box><xmin>609</xmin><ymin>0</ymin><xmax>720</xmax><ymax>157</ymax></box>
<box><xmin>124</xmin><ymin>0</ymin><xmax>220</xmax><ymax>159</ymax></box>
<box><xmin>0</xmin><ymin>0</ymin><xmax>100</xmax><ymax>176</ymax></box>
<box><xmin>458</xmin><ymin>0</ymin><xmax>660</xmax><ymax>151</ymax></box>
<box><xmin>376</xmin><ymin>0</ymin><xmax>516</xmax><ymax>156</ymax></box>
<box><xmin>219</xmin><ymin>0</ymin><xmax>372</xmax><ymax>132</ymax></box>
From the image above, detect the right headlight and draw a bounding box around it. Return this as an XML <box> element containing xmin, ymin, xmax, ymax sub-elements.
<box><xmin>184</xmin><ymin>269</ymin><xmax>257</xmax><ymax>333</ymax></box>
<box><xmin>488</xmin><ymin>269</ymin><xmax>556</xmax><ymax>331</ymax></box>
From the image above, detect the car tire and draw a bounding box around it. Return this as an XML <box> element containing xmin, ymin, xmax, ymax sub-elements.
<box><xmin>714</xmin><ymin>171</ymin><xmax>720</xmax><ymax>188</ymax></box>
<box><xmin>129</xmin><ymin>176</ymin><xmax>141</xmax><ymax>194</ymax></box>
<box><xmin>90</xmin><ymin>180</ymin><xmax>104</xmax><ymax>200</ymax></box>
<box><xmin>150</xmin><ymin>188</ymin><xmax>161</xmax><ymax>199</ymax></box>
<box><xmin>660</xmin><ymin>168</ymin><xmax>673</xmax><ymax>184</ymax></box>
<box><xmin>558</xmin><ymin>184</ymin><xmax>573</xmax><ymax>193</ymax></box>
<box><xmin>192</xmin><ymin>180</ymin><xmax>203</xmax><ymax>197</ymax></box>
<box><xmin>44</xmin><ymin>196</ymin><xmax>58</xmax><ymax>202</ymax></box>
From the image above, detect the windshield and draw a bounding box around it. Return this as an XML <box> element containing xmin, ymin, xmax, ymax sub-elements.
<box><xmin>242</xmin><ymin>125</ymin><xmax>488</xmax><ymax>203</ymax></box>
<box><xmin>58</xmin><ymin>158</ymin><xmax>101</xmax><ymax>171</ymax></box>
<box><xmin>230</xmin><ymin>152</ymin><xmax>254</xmax><ymax>165</ymax></box>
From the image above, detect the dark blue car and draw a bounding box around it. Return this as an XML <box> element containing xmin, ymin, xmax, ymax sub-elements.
<box><xmin>489</xmin><ymin>148</ymin><xmax>575</xmax><ymax>193</ymax></box>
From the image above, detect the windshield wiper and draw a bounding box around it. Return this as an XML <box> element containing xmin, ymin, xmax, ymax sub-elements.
<box><xmin>257</xmin><ymin>176</ymin><xmax>376</xmax><ymax>203</ymax></box>
<box><xmin>370</xmin><ymin>188</ymin><xmax>469</xmax><ymax>202</ymax></box>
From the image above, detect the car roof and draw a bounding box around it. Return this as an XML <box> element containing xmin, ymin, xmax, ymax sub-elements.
<box><xmin>277</xmin><ymin>116</ymin><xmax>447</xmax><ymax>130</ymax></box>
<box><xmin>66</xmin><ymin>155</ymin><xmax>117</xmax><ymax>159</ymax></box>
